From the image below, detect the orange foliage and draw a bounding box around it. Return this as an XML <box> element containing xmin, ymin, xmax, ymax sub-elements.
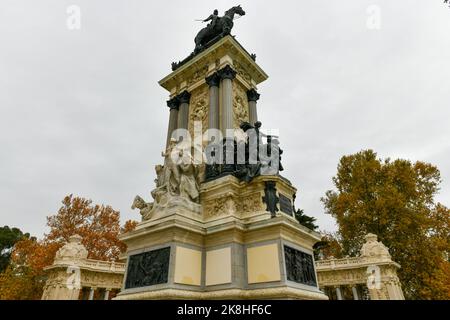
<box><xmin>322</xmin><ymin>150</ymin><xmax>450</xmax><ymax>299</ymax></box>
<box><xmin>0</xmin><ymin>195</ymin><xmax>138</xmax><ymax>300</ymax></box>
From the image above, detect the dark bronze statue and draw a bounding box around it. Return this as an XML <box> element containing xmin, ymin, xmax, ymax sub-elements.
<box><xmin>262</xmin><ymin>181</ymin><xmax>279</xmax><ymax>218</ymax></box>
<box><xmin>203</xmin><ymin>9</ymin><xmax>220</xmax><ymax>28</ymax></box>
<box><xmin>194</xmin><ymin>5</ymin><xmax>246</xmax><ymax>52</ymax></box>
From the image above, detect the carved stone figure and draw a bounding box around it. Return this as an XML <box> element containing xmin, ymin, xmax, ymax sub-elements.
<box><xmin>194</xmin><ymin>6</ymin><xmax>246</xmax><ymax>52</ymax></box>
<box><xmin>136</xmin><ymin>139</ymin><xmax>201</xmax><ymax>221</ymax></box>
<box><xmin>155</xmin><ymin>164</ymin><xmax>164</xmax><ymax>187</ymax></box>
<box><xmin>54</xmin><ymin>234</ymin><xmax>88</xmax><ymax>263</ymax></box>
<box><xmin>161</xmin><ymin>138</ymin><xmax>181</xmax><ymax>197</ymax></box>
<box><xmin>131</xmin><ymin>195</ymin><xmax>153</xmax><ymax>221</ymax></box>
<box><xmin>233</xmin><ymin>95</ymin><xmax>249</xmax><ymax>127</ymax></box>
<box><xmin>178</xmin><ymin>151</ymin><xmax>200</xmax><ymax>203</ymax></box>
<box><xmin>360</xmin><ymin>233</ymin><xmax>391</xmax><ymax>259</ymax></box>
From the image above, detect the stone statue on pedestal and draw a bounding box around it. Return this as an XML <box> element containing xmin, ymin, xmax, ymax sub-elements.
<box><xmin>54</xmin><ymin>234</ymin><xmax>88</xmax><ymax>263</ymax></box>
<box><xmin>360</xmin><ymin>233</ymin><xmax>391</xmax><ymax>259</ymax></box>
<box><xmin>178</xmin><ymin>150</ymin><xmax>200</xmax><ymax>203</ymax></box>
<box><xmin>131</xmin><ymin>196</ymin><xmax>153</xmax><ymax>220</ymax></box>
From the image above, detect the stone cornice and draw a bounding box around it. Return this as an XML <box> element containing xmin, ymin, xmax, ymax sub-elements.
<box><xmin>159</xmin><ymin>35</ymin><xmax>268</xmax><ymax>92</ymax></box>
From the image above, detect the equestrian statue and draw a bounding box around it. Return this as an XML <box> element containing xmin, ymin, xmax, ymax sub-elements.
<box><xmin>194</xmin><ymin>5</ymin><xmax>246</xmax><ymax>52</ymax></box>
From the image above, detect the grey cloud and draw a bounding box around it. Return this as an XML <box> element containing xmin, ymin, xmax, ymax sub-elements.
<box><xmin>0</xmin><ymin>0</ymin><xmax>449</xmax><ymax>236</ymax></box>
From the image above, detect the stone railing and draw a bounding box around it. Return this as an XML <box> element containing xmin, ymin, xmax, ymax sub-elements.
<box><xmin>315</xmin><ymin>257</ymin><xmax>365</xmax><ymax>270</ymax></box>
<box><xmin>53</xmin><ymin>257</ymin><xmax>126</xmax><ymax>273</ymax></box>
<box><xmin>82</xmin><ymin>259</ymin><xmax>126</xmax><ymax>273</ymax></box>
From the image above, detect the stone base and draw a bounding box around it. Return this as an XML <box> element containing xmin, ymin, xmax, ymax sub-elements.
<box><xmin>117</xmin><ymin>175</ymin><xmax>328</xmax><ymax>300</ymax></box>
<box><xmin>116</xmin><ymin>287</ymin><xmax>327</xmax><ymax>300</ymax></box>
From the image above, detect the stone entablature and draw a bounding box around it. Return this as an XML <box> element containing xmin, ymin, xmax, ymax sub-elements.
<box><xmin>159</xmin><ymin>35</ymin><xmax>268</xmax><ymax>97</ymax></box>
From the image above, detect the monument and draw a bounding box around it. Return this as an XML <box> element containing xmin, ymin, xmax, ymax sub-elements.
<box><xmin>116</xmin><ymin>6</ymin><xmax>328</xmax><ymax>300</ymax></box>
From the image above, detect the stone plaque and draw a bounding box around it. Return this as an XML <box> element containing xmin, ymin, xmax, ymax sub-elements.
<box><xmin>279</xmin><ymin>194</ymin><xmax>293</xmax><ymax>216</ymax></box>
<box><xmin>284</xmin><ymin>246</ymin><xmax>317</xmax><ymax>287</ymax></box>
<box><xmin>125</xmin><ymin>247</ymin><xmax>171</xmax><ymax>289</ymax></box>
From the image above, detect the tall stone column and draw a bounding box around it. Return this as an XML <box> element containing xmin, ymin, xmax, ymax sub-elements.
<box><xmin>177</xmin><ymin>90</ymin><xmax>191</xmax><ymax>130</ymax></box>
<box><xmin>247</xmin><ymin>89</ymin><xmax>260</xmax><ymax>125</ymax></box>
<box><xmin>104</xmin><ymin>289</ymin><xmax>110</xmax><ymax>300</ymax></box>
<box><xmin>206</xmin><ymin>72</ymin><xmax>220</xmax><ymax>140</ymax></box>
<box><xmin>166</xmin><ymin>97</ymin><xmax>179</xmax><ymax>148</ymax></box>
<box><xmin>218</xmin><ymin>65</ymin><xmax>237</xmax><ymax>138</ymax></box>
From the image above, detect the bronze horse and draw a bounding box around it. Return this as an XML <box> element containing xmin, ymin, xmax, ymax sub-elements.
<box><xmin>194</xmin><ymin>5</ymin><xmax>245</xmax><ymax>52</ymax></box>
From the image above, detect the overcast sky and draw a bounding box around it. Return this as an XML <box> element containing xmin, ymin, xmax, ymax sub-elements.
<box><xmin>1</xmin><ymin>0</ymin><xmax>449</xmax><ymax>238</ymax></box>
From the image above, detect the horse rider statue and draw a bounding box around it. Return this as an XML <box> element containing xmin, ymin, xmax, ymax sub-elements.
<box><xmin>203</xmin><ymin>9</ymin><xmax>219</xmax><ymax>29</ymax></box>
<box><xmin>194</xmin><ymin>5</ymin><xmax>246</xmax><ymax>52</ymax></box>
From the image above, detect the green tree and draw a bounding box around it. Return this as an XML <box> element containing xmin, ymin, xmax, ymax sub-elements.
<box><xmin>294</xmin><ymin>209</ymin><xmax>318</xmax><ymax>231</ymax></box>
<box><xmin>0</xmin><ymin>226</ymin><xmax>29</xmax><ymax>273</ymax></box>
<box><xmin>321</xmin><ymin>150</ymin><xmax>450</xmax><ymax>300</ymax></box>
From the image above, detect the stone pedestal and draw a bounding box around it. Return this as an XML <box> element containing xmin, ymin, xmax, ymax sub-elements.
<box><xmin>117</xmin><ymin>175</ymin><xmax>327</xmax><ymax>300</ymax></box>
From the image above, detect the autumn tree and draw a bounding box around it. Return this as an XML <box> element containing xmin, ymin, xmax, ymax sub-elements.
<box><xmin>0</xmin><ymin>195</ymin><xmax>137</xmax><ymax>300</ymax></box>
<box><xmin>321</xmin><ymin>150</ymin><xmax>450</xmax><ymax>300</ymax></box>
<box><xmin>313</xmin><ymin>232</ymin><xmax>344</xmax><ymax>260</ymax></box>
<box><xmin>45</xmin><ymin>195</ymin><xmax>137</xmax><ymax>261</ymax></box>
<box><xmin>0</xmin><ymin>237</ymin><xmax>60</xmax><ymax>300</ymax></box>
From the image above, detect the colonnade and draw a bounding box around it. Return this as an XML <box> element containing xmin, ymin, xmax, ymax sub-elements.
<box><xmin>165</xmin><ymin>65</ymin><xmax>261</xmax><ymax>147</ymax></box>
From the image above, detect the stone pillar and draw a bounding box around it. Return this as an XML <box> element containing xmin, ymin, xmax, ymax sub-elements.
<box><xmin>177</xmin><ymin>91</ymin><xmax>191</xmax><ymax>130</ymax></box>
<box><xmin>386</xmin><ymin>281</ymin><xmax>397</xmax><ymax>300</ymax></box>
<box><xmin>386</xmin><ymin>280</ymin><xmax>404</xmax><ymax>300</ymax></box>
<box><xmin>218</xmin><ymin>65</ymin><xmax>237</xmax><ymax>138</ymax></box>
<box><xmin>166</xmin><ymin>97</ymin><xmax>179</xmax><ymax>148</ymax></box>
<box><xmin>396</xmin><ymin>282</ymin><xmax>405</xmax><ymax>300</ymax></box>
<box><xmin>206</xmin><ymin>72</ymin><xmax>221</xmax><ymax>139</ymax></box>
<box><xmin>104</xmin><ymin>289</ymin><xmax>110</xmax><ymax>300</ymax></box>
<box><xmin>88</xmin><ymin>287</ymin><xmax>95</xmax><ymax>300</ymax></box>
<box><xmin>352</xmin><ymin>286</ymin><xmax>359</xmax><ymax>300</ymax></box>
<box><xmin>335</xmin><ymin>286</ymin><xmax>343</xmax><ymax>300</ymax></box>
<box><xmin>247</xmin><ymin>89</ymin><xmax>260</xmax><ymax>125</ymax></box>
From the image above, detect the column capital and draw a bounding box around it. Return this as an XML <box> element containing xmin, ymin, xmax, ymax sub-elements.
<box><xmin>205</xmin><ymin>72</ymin><xmax>221</xmax><ymax>87</ymax></box>
<box><xmin>218</xmin><ymin>65</ymin><xmax>237</xmax><ymax>81</ymax></box>
<box><xmin>247</xmin><ymin>89</ymin><xmax>260</xmax><ymax>102</ymax></box>
<box><xmin>177</xmin><ymin>90</ymin><xmax>191</xmax><ymax>104</ymax></box>
<box><xmin>167</xmin><ymin>97</ymin><xmax>180</xmax><ymax>110</ymax></box>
